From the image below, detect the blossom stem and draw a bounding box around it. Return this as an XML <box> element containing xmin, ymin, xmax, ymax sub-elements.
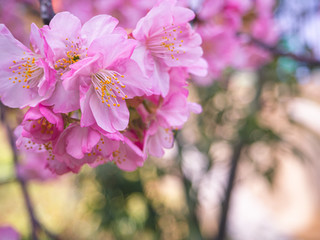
<box><xmin>39</xmin><ymin>0</ymin><xmax>55</xmax><ymax>25</ymax></box>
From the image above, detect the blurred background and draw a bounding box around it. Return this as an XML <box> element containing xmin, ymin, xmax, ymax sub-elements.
<box><xmin>1</xmin><ymin>0</ymin><xmax>320</xmax><ymax>239</ymax></box>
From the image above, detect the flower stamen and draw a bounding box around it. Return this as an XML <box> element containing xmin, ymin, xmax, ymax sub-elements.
<box><xmin>91</xmin><ymin>70</ymin><xmax>127</xmax><ymax>107</ymax></box>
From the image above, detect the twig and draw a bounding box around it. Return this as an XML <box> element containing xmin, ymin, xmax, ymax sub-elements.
<box><xmin>215</xmin><ymin>70</ymin><xmax>266</xmax><ymax>240</ymax></box>
<box><xmin>39</xmin><ymin>0</ymin><xmax>55</xmax><ymax>25</ymax></box>
<box><xmin>245</xmin><ymin>34</ymin><xmax>320</xmax><ymax>66</ymax></box>
<box><xmin>176</xmin><ymin>134</ymin><xmax>203</xmax><ymax>240</ymax></box>
<box><xmin>0</xmin><ymin>104</ymin><xmax>58</xmax><ymax>240</ymax></box>
<box><xmin>215</xmin><ymin>142</ymin><xmax>243</xmax><ymax>240</ymax></box>
<box><xmin>0</xmin><ymin>103</ymin><xmax>39</xmax><ymax>240</ymax></box>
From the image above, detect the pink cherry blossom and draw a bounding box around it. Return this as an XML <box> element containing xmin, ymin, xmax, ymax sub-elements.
<box><xmin>50</xmin><ymin>123</ymin><xmax>100</xmax><ymax>173</ymax></box>
<box><xmin>132</xmin><ymin>0</ymin><xmax>207</xmax><ymax>96</ymax></box>
<box><xmin>42</xmin><ymin>12</ymin><xmax>121</xmax><ymax>77</ymax></box>
<box><xmin>144</xmin><ymin>121</ymin><xmax>174</xmax><ymax>158</ymax></box>
<box><xmin>15</xmin><ymin>125</ymin><xmax>73</xmax><ymax>175</ymax></box>
<box><xmin>17</xmin><ymin>150</ymin><xmax>57</xmax><ymax>181</ymax></box>
<box><xmin>234</xmin><ymin>0</ymin><xmax>278</xmax><ymax>69</ymax></box>
<box><xmin>1</xmin><ymin>4</ymin><xmax>207</xmax><ymax>175</ymax></box>
<box><xmin>49</xmin><ymin>123</ymin><xmax>123</xmax><ymax>173</ymax></box>
<box><xmin>193</xmin><ymin>25</ymin><xmax>238</xmax><ymax>85</ymax></box>
<box><xmin>0</xmin><ymin>24</ymin><xmax>55</xmax><ymax>108</ymax></box>
<box><xmin>114</xmin><ymin>136</ymin><xmax>146</xmax><ymax>171</ymax></box>
<box><xmin>52</xmin><ymin>0</ymin><xmax>157</xmax><ymax>28</ymax></box>
<box><xmin>63</xmin><ymin>32</ymin><xmax>152</xmax><ymax>133</ymax></box>
<box><xmin>41</xmin><ymin>12</ymin><xmax>123</xmax><ymax>113</ymax></box>
<box><xmin>141</xmin><ymin>68</ymin><xmax>201</xmax><ymax>158</ymax></box>
<box><xmin>21</xmin><ymin>104</ymin><xmax>64</xmax><ymax>144</ymax></box>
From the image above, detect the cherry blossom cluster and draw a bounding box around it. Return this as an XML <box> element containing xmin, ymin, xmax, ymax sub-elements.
<box><xmin>193</xmin><ymin>0</ymin><xmax>278</xmax><ymax>85</ymax></box>
<box><xmin>50</xmin><ymin>0</ymin><xmax>278</xmax><ymax>85</ymax></box>
<box><xmin>0</xmin><ymin>0</ymin><xmax>206</xmax><ymax>175</ymax></box>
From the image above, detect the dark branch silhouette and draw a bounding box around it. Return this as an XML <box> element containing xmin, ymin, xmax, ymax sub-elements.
<box><xmin>0</xmin><ymin>104</ymin><xmax>59</xmax><ymax>240</ymax></box>
<box><xmin>39</xmin><ymin>0</ymin><xmax>55</xmax><ymax>25</ymax></box>
<box><xmin>215</xmin><ymin>142</ymin><xmax>243</xmax><ymax>240</ymax></box>
<box><xmin>0</xmin><ymin>103</ymin><xmax>39</xmax><ymax>240</ymax></box>
<box><xmin>245</xmin><ymin>34</ymin><xmax>320</xmax><ymax>66</ymax></box>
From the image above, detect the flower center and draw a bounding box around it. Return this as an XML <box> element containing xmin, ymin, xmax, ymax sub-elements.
<box><xmin>54</xmin><ymin>37</ymin><xmax>88</xmax><ymax>76</ymax></box>
<box><xmin>8</xmin><ymin>52</ymin><xmax>43</xmax><ymax>89</ymax></box>
<box><xmin>91</xmin><ymin>70</ymin><xmax>128</xmax><ymax>107</ymax></box>
<box><xmin>147</xmin><ymin>24</ymin><xmax>185</xmax><ymax>61</ymax></box>
<box><xmin>32</xmin><ymin>118</ymin><xmax>54</xmax><ymax>135</ymax></box>
<box><xmin>22</xmin><ymin>139</ymin><xmax>55</xmax><ymax>161</ymax></box>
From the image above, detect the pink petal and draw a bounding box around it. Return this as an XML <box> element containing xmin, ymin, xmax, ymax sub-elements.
<box><xmin>80</xmin><ymin>86</ymin><xmax>96</xmax><ymax>127</ymax></box>
<box><xmin>116</xmin><ymin>137</ymin><xmax>145</xmax><ymax>171</ymax></box>
<box><xmin>89</xmin><ymin>90</ymin><xmax>129</xmax><ymax>132</ymax></box>
<box><xmin>81</xmin><ymin>15</ymin><xmax>119</xmax><ymax>46</ymax></box>
<box><xmin>88</xmin><ymin>34</ymin><xmax>137</xmax><ymax>68</ymax></box>
<box><xmin>43</xmin><ymin>80</ymin><xmax>80</xmax><ymax>113</ymax></box>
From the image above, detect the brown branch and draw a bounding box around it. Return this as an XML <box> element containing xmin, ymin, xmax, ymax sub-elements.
<box><xmin>0</xmin><ymin>104</ymin><xmax>39</xmax><ymax>240</ymax></box>
<box><xmin>39</xmin><ymin>0</ymin><xmax>55</xmax><ymax>25</ymax></box>
<box><xmin>215</xmin><ymin>69</ymin><xmax>267</xmax><ymax>240</ymax></box>
<box><xmin>244</xmin><ymin>34</ymin><xmax>320</xmax><ymax>66</ymax></box>
<box><xmin>0</xmin><ymin>104</ymin><xmax>58</xmax><ymax>240</ymax></box>
<box><xmin>215</xmin><ymin>142</ymin><xmax>243</xmax><ymax>240</ymax></box>
<box><xmin>176</xmin><ymin>134</ymin><xmax>203</xmax><ymax>240</ymax></box>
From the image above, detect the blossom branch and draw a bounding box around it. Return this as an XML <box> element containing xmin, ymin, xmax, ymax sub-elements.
<box><xmin>39</xmin><ymin>0</ymin><xmax>55</xmax><ymax>25</ymax></box>
<box><xmin>244</xmin><ymin>34</ymin><xmax>320</xmax><ymax>66</ymax></box>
